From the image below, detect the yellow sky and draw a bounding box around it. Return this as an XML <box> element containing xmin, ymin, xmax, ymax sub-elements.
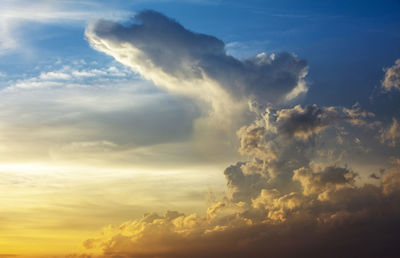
<box><xmin>0</xmin><ymin>163</ymin><xmax>227</xmax><ymax>256</ymax></box>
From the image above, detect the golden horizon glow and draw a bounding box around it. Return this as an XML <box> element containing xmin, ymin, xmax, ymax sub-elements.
<box><xmin>0</xmin><ymin>163</ymin><xmax>227</xmax><ymax>257</ymax></box>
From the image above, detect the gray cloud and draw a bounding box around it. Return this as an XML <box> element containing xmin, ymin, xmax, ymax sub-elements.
<box><xmin>276</xmin><ymin>105</ymin><xmax>340</xmax><ymax>140</ymax></box>
<box><xmin>274</xmin><ymin>103</ymin><xmax>376</xmax><ymax>140</ymax></box>
<box><xmin>224</xmin><ymin>162</ymin><xmax>268</xmax><ymax>203</ymax></box>
<box><xmin>85</xmin><ymin>10</ymin><xmax>308</xmax><ymax>106</ymax></box>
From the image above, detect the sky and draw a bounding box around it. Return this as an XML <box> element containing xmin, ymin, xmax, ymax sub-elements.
<box><xmin>0</xmin><ymin>0</ymin><xmax>400</xmax><ymax>257</ymax></box>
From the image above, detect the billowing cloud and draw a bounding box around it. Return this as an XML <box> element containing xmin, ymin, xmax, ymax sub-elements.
<box><xmin>382</xmin><ymin>59</ymin><xmax>400</xmax><ymax>91</ymax></box>
<box><xmin>293</xmin><ymin>166</ymin><xmax>357</xmax><ymax>197</ymax></box>
<box><xmin>83</xmin><ymin>102</ymin><xmax>400</xmax><ymax>258</ymax></box>
<box><xmin>85</xmin><ymin>10</ymin><xmax>308</xmax><ymax>122</ymax></box>
<box><xmin>83</xmin><ymin>159</ymin><xmax>400</xmax><ymax>258</ymax></box>
<box><xmin>275</xmin><ymin>105</ymin><xmax>340</xmax><ymax>140</ymax></box>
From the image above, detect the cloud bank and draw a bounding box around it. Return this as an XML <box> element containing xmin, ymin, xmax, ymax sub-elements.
<box><xmin>83</xmin><ymin>104</ymin><xmax>400</xmax><ymax>258</ymax></box>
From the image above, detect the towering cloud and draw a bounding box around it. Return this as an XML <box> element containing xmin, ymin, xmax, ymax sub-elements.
<box><xmin>85</xmin><ymin>10</ymin><xmax>308</xmax><ymax>112</ymax></box>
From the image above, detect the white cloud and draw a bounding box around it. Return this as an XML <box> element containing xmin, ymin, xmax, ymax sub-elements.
<box><xmin>5</xmin><ymin>60</ymin><xmax>134</xmax><ymax>90</ymax></box>
<box><xmin>39</xmin><ymin>71</ymin><xmax>72</xmax><ymax>80</ymax></box>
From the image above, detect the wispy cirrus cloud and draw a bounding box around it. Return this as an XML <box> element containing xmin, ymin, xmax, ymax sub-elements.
<box><xmin>0</xmin><ymin>0</ymin><xmax>130</xmax><ymax>54</ymax></box>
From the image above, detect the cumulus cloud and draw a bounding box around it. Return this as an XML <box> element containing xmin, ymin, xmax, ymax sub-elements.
<box><xmin>224</xmin><ymin>162</ymin><xmax>268</xmax><ymax>202</ymax></box>
<box><xmin>85</xmin><ymin>10</ymin><xmax>308</xmax><ymax>129</ymax></box>
<box><xmin>293</xmin><ymin>166</ymin><xmax>357</xmax><ymax>198</ymax></box>
<box><xmin>225</xmin><ymin>103</ymin><xmax>376</xmax><ymax>203</ymax></box>
<box><xmin>275</xmin><ymin>105</ymin><xmax>340</xmax><ymax>140</ymax></box>
<box><xmin>83</xmin><ymin>102</ymin><xmax>400</xmax><ymax>258</ymax></box>
<box><xmin>83</xmin><ymin>161</ymin><xmax>400</xmax><ymax>258</ymax></box>
<box><xmin>382</xmin><ymin>59</ymin><xmax>400</xmax><ymax>91</ymax></box>
<box><xmin>234</xmin><ymin>103</ymin><xmax>376</xmax><ymax>158</ymax></box>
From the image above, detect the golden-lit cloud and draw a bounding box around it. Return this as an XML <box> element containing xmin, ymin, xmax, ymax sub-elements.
<box><xmin>83</xmin><ymin>159</ymin><xmax>400</xmax><ymax>258</ymax></box>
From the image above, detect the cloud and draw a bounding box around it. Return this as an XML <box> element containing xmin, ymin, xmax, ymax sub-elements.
<box><xmin>83</xmin><ymin>164</ymin><xmax>400</xmax><ymax>258</ymax></box>
<box><xmin>6</xmin><ymin>63</ymin><xmax>134</xmax><ymax>90</ymax></box>
<box><xmin>0</xmin><ymin>59</ymin><xmax>206</xmax><ymax>169</ymax></box>
<box><xmin>224</xmin><ymin>162</ymin><xmax>268</xmax><ymax>202</ymax></box>
<box><xmin>293</xmin><ymin>166</ymin><xmax>357</xmax><ymax>197</ymax></box>
<box><xmin>77</xmin><ymin>10</ymin><xmax>400</xmax><ymax>258</ymax></box>
<box><xmin>275</xmin><ymin>105</ymin><xmax>340</xmax><ymax>140</ymax></box>
<box><xmin>380</xmin><ymin>117</ymin><xmax>400</xmax><ymax>147</ymax></box>
<box><xmin>0</xmin><ymin>0</ymin><xmax>130</xmax><ymax>54</ymax></box>
<box><xmin>82</xmin><ymin>101</ymin><xmax>400</xmax><ymax>258</ymax></box>
<box><xmin>85</xmin><ymin>10</ymin><xmax>308</xmax><ymax>116</ymax></box>
<box><xmin>382</xmin><ymin>59</ymin><xmax>400</xmax><ymax>91</ymax></box>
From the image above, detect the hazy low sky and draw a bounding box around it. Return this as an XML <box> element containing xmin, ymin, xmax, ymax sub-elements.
<box><xmin>0</xmin><ymin>1</ymin><xmax>400</xmax><ymax>257</ymax></box>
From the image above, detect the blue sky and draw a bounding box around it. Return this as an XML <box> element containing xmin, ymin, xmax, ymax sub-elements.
<box><xmin>0</xmin><ymin>0</ymin><xmax>399</xmax><ymax>172</ymax></box>
<box><xmin>2</xmin><ymin>0</ymin><xmax>400</xmax><ymax>109</ymax></box>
